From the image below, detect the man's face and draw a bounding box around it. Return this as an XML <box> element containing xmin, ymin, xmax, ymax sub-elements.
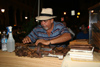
<box><xmin>40</xmin><ymin>19</ymin><xmax>53</xmax><ymax>30</ymax></box>
<box><xmin>81</xmin><ymin>25</ymin><xmax>86</xmax><ymax>31</ymax></box>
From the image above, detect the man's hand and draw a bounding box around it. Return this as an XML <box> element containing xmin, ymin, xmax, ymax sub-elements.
<box><xmin>35</xmin><ymin>39</ymin><xmax>50</xmax><ymax>46</ymax></box>
<box><xmin>22</xmin><ymin>36</ymin><xmax>31</xmax><ymax>44</ymax></box>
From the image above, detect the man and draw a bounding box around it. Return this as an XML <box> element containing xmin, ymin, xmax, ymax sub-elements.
<box><xmin>22</xmin><ymin>8</ymin><xmax>71</xmax><ymax>47</ymax></box>
<box><xmin>76</xmin><ymin>24</ymin><xmax>89</xmax><ymax>39</ymax></box>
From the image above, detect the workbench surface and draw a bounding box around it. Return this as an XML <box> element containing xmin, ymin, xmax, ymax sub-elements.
<box><xmin>0</xmin><ymin>50</ymin><xmax>63</xmax><ymax>67</ymax></box>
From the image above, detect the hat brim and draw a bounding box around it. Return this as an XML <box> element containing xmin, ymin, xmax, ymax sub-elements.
<box><xmin>35</xmin><ymin>16</ymin><xmax>56</xmax><ymax>20</ymax></box>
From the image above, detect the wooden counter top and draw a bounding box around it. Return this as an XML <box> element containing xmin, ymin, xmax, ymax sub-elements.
<box><xmin>0</xmin><ymin>50</ymin><xmax>63</xmax><ymax>67</ymax></box>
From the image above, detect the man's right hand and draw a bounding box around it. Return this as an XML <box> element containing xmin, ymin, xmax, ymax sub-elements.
<box><xmin>22</xmin><ymin>36</ymin><xmax>31</xmax><ymax>44</ymax></box>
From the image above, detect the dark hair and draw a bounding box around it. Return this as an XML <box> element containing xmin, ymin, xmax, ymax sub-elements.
<box><xmin>81</xmin><ymin>24</ymin><xmax>88</xmax><ymax>27</ymax></box>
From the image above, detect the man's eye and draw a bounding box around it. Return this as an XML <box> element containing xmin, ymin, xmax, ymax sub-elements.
<box><xmin>44</xmin><ymin>20</ymin><xmax>47</xmax><ymax>22</ymax></box>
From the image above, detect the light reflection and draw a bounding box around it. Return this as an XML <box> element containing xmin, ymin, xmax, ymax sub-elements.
<box><xmin>1</xmin><ymin>9</ymin><xmax>5</xmax><ymax>13</ymax></box>
<box><xmin>25</xmin><ymin>16</ymin><xmax>28</xmax><ymax>19</ymax></box>
<box><xmin>77</xmin><ymin>12</ymin><xmax>80</xmax><ymax>15</ymax></box>
<box><xmin>91</xmin><ymin>10</ymin><xmax>94</xmax><ymax>13</ymax></box>
<box><xmin>77</xmin><ymin>16</ymin><xmax>79</xmax><ymax>18</ymax></box>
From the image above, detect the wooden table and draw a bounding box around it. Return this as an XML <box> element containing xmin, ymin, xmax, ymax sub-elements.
<box><xmin>0</xmin><ymin>50</ymin><xmax>63</xmax><ymax>67</ymax></box>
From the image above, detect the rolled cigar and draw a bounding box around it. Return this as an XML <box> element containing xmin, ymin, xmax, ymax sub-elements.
<box><xmin>70</xmin><ymin>45</ymin><xmax>92</xmax><ymax>48</ymax></box>
<box><xmin>70</xmin><ymin>47</ymin><xmax>92</xmax><ymax>50</ymax></box>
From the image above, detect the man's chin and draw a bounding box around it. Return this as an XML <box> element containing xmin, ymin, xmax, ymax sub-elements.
<box><xmin>43</xmin><ymin>28</ymin><xmax>48</xmax><ymax>30</ymax></box>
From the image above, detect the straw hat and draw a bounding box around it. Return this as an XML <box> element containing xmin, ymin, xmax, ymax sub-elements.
<box><xmin>35</xmin><ymin>8</ymin><xmax>56</xmax><ymax>20</ymax></box>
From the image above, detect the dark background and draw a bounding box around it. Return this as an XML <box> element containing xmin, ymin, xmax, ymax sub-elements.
<box><xmin>0</xmin><ymin>0</ymin><xmax>100</xmax><ymax>44</ymax></box>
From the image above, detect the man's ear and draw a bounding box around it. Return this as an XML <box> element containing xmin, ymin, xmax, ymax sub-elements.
<box><xmin>51</xmin><ymin>19</ymin><xmax>54</xmax><ymax>23</ymax></box>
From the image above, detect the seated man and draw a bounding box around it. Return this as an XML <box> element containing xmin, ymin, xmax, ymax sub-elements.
<box><xmin>76</xmin><ymin>24</ymin><xmax>89</xmax><ymax>39</ymax></box>
<box><xmin>22</xmin><ymin>8</ymin><xmax>72</xmax><ymax>47</ymax></box>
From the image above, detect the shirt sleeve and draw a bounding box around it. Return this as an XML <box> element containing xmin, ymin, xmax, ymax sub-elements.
<box><xmin>27</xmin><ymin>28</ymin><xmax>38</xmax><ymax>43</ymax></box>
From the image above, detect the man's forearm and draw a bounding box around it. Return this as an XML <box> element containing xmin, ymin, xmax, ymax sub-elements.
<box><xmin>50</xmin><ymin>33</ymin><xmax>72</xmax><ymax>44</ymax></box>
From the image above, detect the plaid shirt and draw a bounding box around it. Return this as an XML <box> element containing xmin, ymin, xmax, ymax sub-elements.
<box><xmin>28</xmin><ymin>21</ymin><xmax>70</xmax><ymax>47</ymax></box>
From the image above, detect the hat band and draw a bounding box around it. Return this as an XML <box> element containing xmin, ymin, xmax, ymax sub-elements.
<box><xmin>40</xmin><ymin>14</ymin><xmax>53</xmax><ymax>16</ymax></box>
